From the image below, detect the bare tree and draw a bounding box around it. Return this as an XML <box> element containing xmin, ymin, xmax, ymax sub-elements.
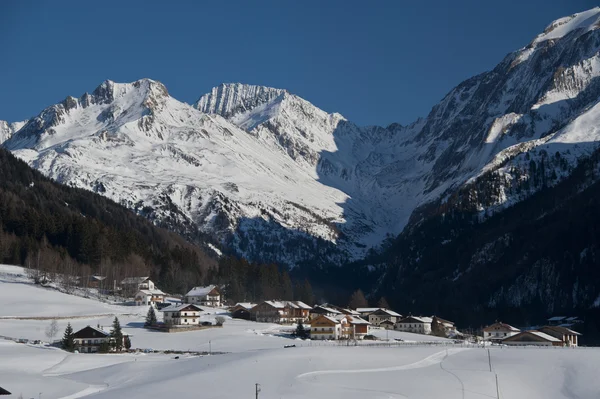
<box><xmin>215</xmin><ymin>316</ymin><xmax>226</xmax><ymax>326</ymax></box>
<box><xmin>45</xmin><ymin>319</ymin><xmax>59</xmax><ymax>341</ymax></box>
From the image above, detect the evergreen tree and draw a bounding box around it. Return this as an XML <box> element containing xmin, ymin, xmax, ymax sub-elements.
<box><xmin>110</xmin><ymin>317</ymin><xmax>124</xmax><ymax>352</ymax></box>
<box><xmin>98</xmin><ymin>341</ymin><xmax>110</xmax><ymax>353</ymax></box>
<box><xmin>348</xmin><ymin>289</ymin><xmax>368</xmax><ymax>309</ymax></box>
<box><xmin>61</xmin><ymin>322</ymin><xmax>75</xmax><ymax>352</ymax></box>
<box><xmin>124</xmin><ymin>336</ymin><xmax>132</xmax><ymax>350</ymax></box>
<box><xmin>295</xmin><ymin>319</ymin><xmax>308</xmax><ymax>339</ymax></box>
<box><xmin>377</xmin><ymin>297</ymin><xmax>390</xmax><ymax>309</ymax></box>
<box><xmin>145</xmin><ymin>306</ymin><xmax>157</xmax><ymax>327</ymax></box>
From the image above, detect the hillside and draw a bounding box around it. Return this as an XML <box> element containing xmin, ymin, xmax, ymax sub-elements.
<box><xmin>0</xmin><ymin>147</ymin><xmax>216</xmax><ymax>293</ymax></box>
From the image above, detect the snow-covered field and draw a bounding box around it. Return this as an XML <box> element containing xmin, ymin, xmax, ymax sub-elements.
<box><xmin>1</xmin><ymin>265</ymin><xmax>600</xmax><ymax>398</ymax></box>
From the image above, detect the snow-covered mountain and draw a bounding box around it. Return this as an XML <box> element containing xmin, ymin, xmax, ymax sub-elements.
<box><xmin>3</xmin><ymin>8</ymin><xmax>600</xmax><ymax>268</ymax></box>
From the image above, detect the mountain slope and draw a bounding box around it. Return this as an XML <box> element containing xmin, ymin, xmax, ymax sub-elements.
<box><xmin>0</xmin><ymin>147</ymin><xmax>216</xmax><ymax>293</ymax></box>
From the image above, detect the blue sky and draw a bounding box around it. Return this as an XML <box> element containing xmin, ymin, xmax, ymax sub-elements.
<box><xmin>0</xmin><ymin>0</ymin><xmax>596</xmax><ymax>126</ymax></box>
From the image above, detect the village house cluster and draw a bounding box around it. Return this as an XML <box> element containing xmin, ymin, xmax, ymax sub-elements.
<box><xmin>81</xmin><ymin>275</ymin><xmax>584</xmax><ymax>346</ymax></box>
<box><xmin>482</xmin><ymin>318</ymin><xmax>582</xmax><ymax>347</ymax></box>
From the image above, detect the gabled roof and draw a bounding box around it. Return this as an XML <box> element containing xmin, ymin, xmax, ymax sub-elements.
<box><xmin>379</xmin><ymin>319</ymin><xmax>395</xmax><ymax>325</ymax></box>
<box><xmin>185</xmin><ymin>285</ymin><xmax>220</xmax><ymax>297</ymax></box>
<box><xmin>230</xmin><ymin>302</ymin><xmax>256</xmax><ymax>310</ymax></box>
<box><xmin>0</xmin><ymin>386</ymin><xmax>11</xmax><ymax>395</ymax></box>
<box><xmin>160</xmin><ymin>303</ymin><xmax>204</xmax><ymax>313</ymax></box>
<box><xmin>399</xmin><ymin>316</ymin><xmax>433</xmax><ymax>324</ymax></box>
<box><xmin>348</xmin><ymin>316</ymin><xmax>370</xmax><ymax>325</ymax></box>
<box><xmin>356</xmin><ymin>307</ymin><xmax>379</xmax><ymax>313</ymax></box>
<box><xmin>73</xmin><ymin>325</ymin><xmax>110</xmax><ymax>339</ymax></box>
<box><xmin>121</xmin><ymin>276</ymin><xmax>150</xmax><ymax>284</ymax></box>
<box><xmin>433</xmin><ymin>316</ymin><xmax>454</xmax><ymax>325</ymax></box>
<box><xmin>483</xmin><ymin>322</ymin><xmax>520</xmax><ymax>332</ymax></box>
<box><xmin>370</xmin><ymin>308</ymin><xmax>402</xmax><ymax>317</ymax></box>
<box><xmin>287</xmin><ymin>301</ymin><xmax>312</xmax><ymax>310</ymax></box>
<box><xmin>547</xmin><ymin>316</ymin><xmax>566</xmax><ymax>321</ymax></box>
<box><xmin>539</xmin><ymin>325</ymin><xmax>581</xmax><ymax>336</ymax></box>
<box><xmin>88</xmin><ymin>275</ymin><xmax>106</xmax><ymax>281</ymax></box>
<box><xmin>504</xmin><ymin>331</ymin><xmax>561</xmax><ymax>343</ymax></box>
<box><xmin>311</xmin><ymin>305</ymin><xmax>341</xmax><ymax>315</ymax></box>
<box><xmin>137</xmin><ymin>289</ymin><xmax>165</xmax><ymax>296</ymax></box>
<box><xmin>311</xmin><ymin>314</ymin><xmax>341</xmax><ymax>325</ymax></box>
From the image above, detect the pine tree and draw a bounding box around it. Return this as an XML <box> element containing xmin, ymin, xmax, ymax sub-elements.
<box><xmin>110</xmin><ymin>317</ymin><xmax>124</xmax><ymax>352</ymax></box>
<box><xmin>295</xmin><ymin>319</ymin><xmax>308</xmax><ymax>339</ymax></box>
<box><xmin>145</xmin><ymin>306</ymin><xmax>157</xmax><ymax>327</ymax></box>
<box><xmin>124</xmin><ymin>336</ymin><xmax>132</xmax><ymax>350</ymax></box>
<box><xmin>348</xmin><ymin>289</ymin><xmax>368</xmax><ymax>309</ymax></box>
<box><xmin>62</xmin><ymin>322</ymin><xmax>75</xmax><ymax>352</ymax></box>
<box><xmin>377</xmin><ymin>297</ymin><xmax>390</xmax><ymax>309</ymax></box>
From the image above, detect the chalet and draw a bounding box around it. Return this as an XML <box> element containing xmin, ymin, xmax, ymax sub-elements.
<box><xmin>433</xmin><ymin>316</ymin><xmax>457</xmax><ymax>335</ymax></box>
<box><xmin>503</xmin><ymin>331</ymin><xmax>562</xmax><ymax>346</ymax></box>
<box><xmin>135</xmin><ymin>289</ymin><xmax>166</xmax><ymax>306</ymax></box>
<box><xmin>0</xmin><ymin>386</ymin><xmax>11</xmax><ymax>395</ymax></box>
<box><xmin>482</xmin><ymin>322</ymin><xmax>520</xmax><ymax>342</ymax></box>
<box><xmin>251</xmin><ymin>301</ymin><xmax>311</xmax><ymax>323</ymax></box>
<box><xmin>286</xmin><ymin>301</ymin><xmax>312</xmax><ymax>322</ymax></box>
<box><xmin>72</xmin><ymin>325</ymin><xmax>128</xmax><ymax>353</ymax></box>
<box><xmin>251</xmin><ymin>301</ymin><xmax>287</xmax><ymax>323</ymax></box>
<box><xmin>395</xmin><ymin>316</ymin><xmax>433</xmax><ymax>334</ymax></box>
<box><xmin>121</xmin><ymin>277</ymin><xmax>155</xmax><ymax>296</ymax></box>
<box><xmin>538</xmin><ymin>326</ymin><xmax>581</xmax><ymax>347</ymax></box>
<box><xmin>309</xmin><ymin>305</ymin><xmax>341</xmax><ymax>320</ymax></box>
<box><xmin>311</xmin><ymin>314</ymin><xmax>347</xmax><ymax>340</ymax></box>
<box><xmin>184</xmin><ymin>285</ymin><xmax>222</xmax><ymax>307</ymax></box>
<box><xmin>160</xmin><ymin>303</ymin><xmax>204</xmax><ymax>326</ymax></box>
<box><xmin>368</xmin><ymin>309</ymin><xmax>402</xmax><ymax>327</ymax></box>
<box><xmin>229</xmin><ymin>303</ymin><xmax>256</xmax><ymax>320</ymax></box>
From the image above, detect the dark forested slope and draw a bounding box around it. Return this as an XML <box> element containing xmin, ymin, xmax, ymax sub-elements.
<box><xmin>0</xmin><ymin>148</ymin><xmax>216</xmax><ymax>293</ymax></box>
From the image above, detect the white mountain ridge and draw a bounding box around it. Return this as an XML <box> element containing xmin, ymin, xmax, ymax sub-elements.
<box><xmin>3</xmin><ymin>7</ymin><xmax>600</xmax><ymax>266</ymax></box>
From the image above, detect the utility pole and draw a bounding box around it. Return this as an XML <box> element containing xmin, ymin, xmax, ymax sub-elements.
<box><xmin>495</xmin><ymin>374</ymin><xmax>500</xmax><ymax>399</ymax></box>
<box><xmin>255</xmin><ymin>383</ymin><xmax>261</xmax><ymax>399</ymax></box>
<box><xmin>487</xmin><ymin>348</ymin><xmax>492</xmax><ymax>372</ymax></box>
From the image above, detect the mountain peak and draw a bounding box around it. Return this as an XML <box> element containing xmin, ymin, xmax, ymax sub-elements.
<box><xmin>532</xmin><ymin>7</ymin><xmax>600</xmax><ymax>46</ymax></box>
<box><xmin>91</xmin><ymin>78</ymin><xmax>168</xmax><ymax>105</ymax></box>
<box><xmin>195</xmin><ymin>83</ymin><xmax>287</xmax><ymax>118</ymax></box>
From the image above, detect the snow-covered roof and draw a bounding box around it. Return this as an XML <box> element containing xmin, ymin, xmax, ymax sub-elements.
<box><xmin>527</xmin><ymin>331</ymin><xmax>562</xmax><ymax>342</ymax></box>
<box><xmin>137</xmin><ymin>289</ymin><xmax>165</xmax><ymax>296</ymax></box>
<box><xmin>483</xmin><ymin>322</ymin><xmax>520</xmax><ymax>332</ymax></box>
<box><xmin>185</xmin><ymin>285</ymin><xmax>218</xmax><ymax>297</ymax></box>
<box><xmin>121</xmin><ymin>277</ymin><xmax>150</xmax><ymax>284</ymax></box>
<box><xmin>311</xmin><ymin>305</ymin><xmax>341</xmax><ymax>314</ymax></box>
<box><xmin>547</xmin><ymin>316</ymin><xmax>566</xmax><ymax>321</ymax></box>
<box><xmin>349</xmin><ymin>316</ymin><xmax>370</xmax><ymax>325</ymax></box>
<box><xmin>159</xmin><ymin>303</ymin><xmax>204</xmax><ymax>313</ymax></box>
<box><xmin>372</xmin><ymin>308</ymin><xmax>402</xmax><ymax>317</ymax></box>
<box><xmin>565</xmin><ymin>317</ymin><xmax>580</xmax><ymax>321</ymax></box>
<box><xmin>541</xmin><ymin>325</ymin><xmax>581</xmax><ymax>336</ymax></box>
<box><xmin>232</xmin><ymin>302</ymin><xmax>256</xmax><ymax>310</ymax></box>
<box><xmin>356</xmin><ymin>308</ymin><xmax>379</xmax><ymax>313</ymax></box>
<box><xmin>399</xmin><ymin>316</ymin><xmax>432</xmax><ymax>324</ymax></box>
<box><xmin>290</xmin><ymin>301</ymin><xmax>312</xmax><ymax>310</ymax></box>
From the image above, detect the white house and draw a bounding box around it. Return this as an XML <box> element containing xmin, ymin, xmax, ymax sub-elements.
<box><xmin>134</xmin><ymin>289</ymin><xmax>166</xmax><ymax>306</ymax></box>
<box><xmin>538</xmin><ymin>326</ymin><xmax>581</xmax><ymax>347</ymax></box>
<box><xmin>184</xmin><ymin>285</ymin><xmax>222</xmax><ymax>307</ymax></box>
<box><xmin>367</xmin><ymin>309</ymin><xmax>402</xmax><ymax>328</ymax></box>
<box><xmin>121</xmin><ymin>277</ymin><xmax>155</xmax><ymax>295</ymax></box>
<box><xmin>395</xmin><ymin>316</ymin><xmax>433</xmax><ymax>334</ymax></box>
<box><xmin>310</xmin><ymin>315</ymin><xmax>346</xmax><ymax>340</ymax></box>
<box><xmin>483</xmin><ymin>322</ymin><xmax>520</xmax><ymax>341</ymax></box>
<box><xmin>356</xmin><ymin>307</ymin><xmax>379</xmax><ymax>320</ymax></box>
<box><xmin>161</xmin><ymin>303</ymin><xmax>204</xmax><ymax>326</ymax></box>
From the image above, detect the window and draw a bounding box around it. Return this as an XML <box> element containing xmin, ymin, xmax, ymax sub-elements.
<box><xmin>184</xmin><ymin>319</ymin><xmax>187</xmax><ymax>322</ymax></box>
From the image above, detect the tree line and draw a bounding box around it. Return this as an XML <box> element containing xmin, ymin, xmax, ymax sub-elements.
<box><xmin>0</xmin><ymin>148</ymin><xmax>217</xmax><ymax>293</ymax></box>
